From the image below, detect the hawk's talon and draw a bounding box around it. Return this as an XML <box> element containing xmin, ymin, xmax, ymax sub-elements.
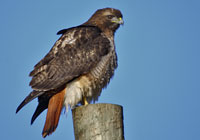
<box><xmin>83</xmin><ymin>97</ymin><xmax>88</xmax><ymax>105</ymax></box>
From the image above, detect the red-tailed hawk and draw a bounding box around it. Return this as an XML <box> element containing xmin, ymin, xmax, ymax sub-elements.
<box><xmin>16</xmin><ymin>8</ymin><xmax>123</xmax><ymax>138</ymax></box>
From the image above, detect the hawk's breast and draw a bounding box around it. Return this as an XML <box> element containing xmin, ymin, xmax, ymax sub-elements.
<box><xmin>63</xmin><ymin>38</ymin><xmax>117</xmax><ymax>111</ymax></box>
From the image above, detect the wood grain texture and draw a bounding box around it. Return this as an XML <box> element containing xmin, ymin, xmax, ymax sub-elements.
<box><xmin>72</xmin><ymin>103</ymin><xmax>125</xmax><ymax>140</ymax></box>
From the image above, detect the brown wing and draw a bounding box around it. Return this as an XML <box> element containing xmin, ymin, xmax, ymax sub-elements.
<box><xmin>16</xmin><ymin>26</ymin><xmax>111</xmax><ymax>114</ymax></box>
<box><xmin>29</xmin><ymin>26</ymin><xmax>111</xmax><ymax>91</ymax></box>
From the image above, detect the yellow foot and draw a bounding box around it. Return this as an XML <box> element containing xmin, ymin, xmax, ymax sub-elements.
<box><xmin>83</xmin><ymin>97</ymin><xmax>89</xmax><ymax>105</ymax></box>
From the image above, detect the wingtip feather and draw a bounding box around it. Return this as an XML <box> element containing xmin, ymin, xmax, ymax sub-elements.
<box><xmin>31</xmin><ymin>102</ymin><xmax>48</xmax><ymax>125</ymax></box>
<box><xmin>16</xmin><ymin>91</ymin><xmax>44</xmax><ymax>114</ymax></box>
<box><xmin>16</xmin><ymin>99</ymin><xmax>27</xmax><ymax>113</ymax></box>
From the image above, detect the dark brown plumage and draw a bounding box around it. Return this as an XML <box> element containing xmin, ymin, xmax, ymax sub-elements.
<box><xmin>16</xmin><ymin>8</ymin><xmax>123</xmax><ymax>137</ymax></box>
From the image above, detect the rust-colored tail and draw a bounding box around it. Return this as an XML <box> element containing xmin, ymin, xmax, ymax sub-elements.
<box><xmin>42</xmin><ymin>88</ymin><xmax>66</xmax><ymax>138</ymax></box>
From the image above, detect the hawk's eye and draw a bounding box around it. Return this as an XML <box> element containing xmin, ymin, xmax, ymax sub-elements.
<box><xmin>107</xmin><ymin>15</ymin><xmax>114</xmax><ymax>19</ymax></box>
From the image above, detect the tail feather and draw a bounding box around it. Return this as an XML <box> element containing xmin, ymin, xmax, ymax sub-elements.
<box><xmin>16</xmin><ymin>90</ymin><xmax>44</xmax><ymax>113</ymax></box>
<box><xmin>42</xmin><ymin>88</ymin><xmax>66</xmax><ymax>138</ymax></box>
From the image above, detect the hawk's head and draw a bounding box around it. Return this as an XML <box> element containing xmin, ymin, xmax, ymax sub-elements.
<box><xmin>84</xmin><ymin>8</ymin><xmax>124</xmax><ymax>35</ymax></box>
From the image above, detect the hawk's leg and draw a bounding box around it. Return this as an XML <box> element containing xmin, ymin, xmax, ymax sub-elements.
<box><xmin>83</xmin><ymin>96</ymin><xmax>88</xmax><ymax>105</ymax></box>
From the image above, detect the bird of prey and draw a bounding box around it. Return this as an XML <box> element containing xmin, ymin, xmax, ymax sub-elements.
<box><xmin>16</xmin><ymin>7</ymin><xmax>123</xmax><ymax>138</ymax></box>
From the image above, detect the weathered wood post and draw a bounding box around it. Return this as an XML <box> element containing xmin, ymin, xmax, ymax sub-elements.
<box><xmin>72</xmin><ymin>103</ymin><xmax>125</xmax><ymax>140</ymax></box>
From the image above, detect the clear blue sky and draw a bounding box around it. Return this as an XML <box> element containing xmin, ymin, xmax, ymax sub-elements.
<box><xmin>1</xmin><ymin>0</ymin><xmax>200</xmax><ymax>140</ymax></box>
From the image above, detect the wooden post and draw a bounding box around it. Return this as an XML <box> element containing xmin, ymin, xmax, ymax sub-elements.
<box><xmin>72</xmin><ymin>103</ymin><xmax>125</xmax><ymax>140</ymax></box>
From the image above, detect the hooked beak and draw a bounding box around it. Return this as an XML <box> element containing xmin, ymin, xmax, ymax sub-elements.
<box><xmin>112</xmin><ymin>17</ymin><xmax>124</xmax><ymax>25</ymax></box>
<box><xmin>118</xmin><ymin>17</ymin><xmax>124</xmax><ymax>25</ymax></box>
